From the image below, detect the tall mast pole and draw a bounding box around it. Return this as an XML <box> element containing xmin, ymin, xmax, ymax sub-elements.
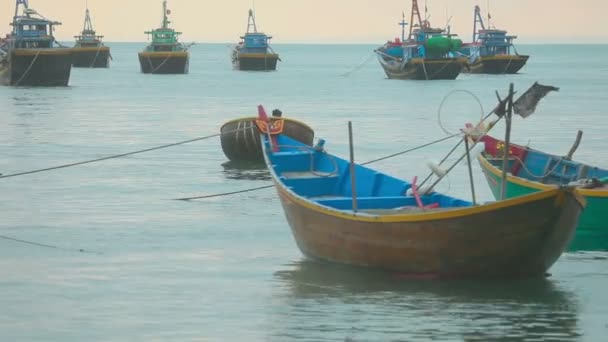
<box><xmin>162</xmin><ymin>0</ymin><xmax>169</xmax><ymax>29</ymax></box>
<box><xmin>15</xmin><ymin>0</ymin><xmax>29</xmax><ymax>20</ymax></box>
<box><xmin>409</xmin><ymin>0</ymin><xmax>423</xmax><ymax>39</ymax></box>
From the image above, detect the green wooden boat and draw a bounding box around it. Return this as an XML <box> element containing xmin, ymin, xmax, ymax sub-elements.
<box><xmin>477</xmin><ymin>135</ymin><xmax>608</xmax><ymax>251</ymax></box>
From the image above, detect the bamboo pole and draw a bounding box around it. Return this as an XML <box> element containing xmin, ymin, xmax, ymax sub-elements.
<box><xmin>348</xmin><ymin>121</ymin><xmax>358</xmax><ymax>213</ymax></box>
<box><xmin>464</xmin><ymin>136</ymin><xmax>477</xmax><ymax>205</ymax></box>
<box><xmin>500</xmin><ymin>83</ymin><xmax>515</xmax><ymax>200</ymax></box>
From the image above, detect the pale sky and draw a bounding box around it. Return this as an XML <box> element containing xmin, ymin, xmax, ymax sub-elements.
<box><xmin>2</xmin><ymin>0</ymin><xmax>607</xmax><ymax>43</ymax></box>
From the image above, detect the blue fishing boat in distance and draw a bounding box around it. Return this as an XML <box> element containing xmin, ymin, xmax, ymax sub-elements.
<box><xmin>0</xmin><ymin>0</ymin><xmax>72</xmax><ymax>86</ymax></box>
<box><xmin>232</xmin><ymin>9</ymin><xmax>280</xmax><ymax>71</ymax></box>
<box><xmin>374</xmin><ymin>0</ymin><xmax>464</xmax><ymax>80</ymax></box>
<box><xmin>460</xmin><ymin>5</ymin><xmax>529</xmax><ymax>74</ymax></box>
<box><xmin>258</xmin><ymin>106</ymin><xmax>584</xmax><ymax>277</ymax></box>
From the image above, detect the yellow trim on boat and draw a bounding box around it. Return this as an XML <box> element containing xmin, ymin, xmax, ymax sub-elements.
<box><xmin>71</xmin><ymin>47</ymin><xmax>110</xmax><ymax>53</ymax></box>
<box><xmin>13</xmin><ymin>49</ymin><xmax>71</xmax><ymax>56</ymax></box>
<box><xmin>276</xmin><ymin>181</ymin><xmax>564</xmax><ymax>223</ymax></box>
<box><xmin>138</xmin><ymin>51</ymin><xmax>188</xmax><ymax>58</ymax></box>
<box><xmin>237</xmin><ymin>53</ymin><xmax>279</xmax><ymax>59</ymax></box>
<box><xmin>409</xmin><ymin>58</ymin><xmax>459</xmax><ymax>65</ymax></box>
<box><xmin>481</xmin><ymin>55</ymin><xmax>527</xmax><ymax>61</ymax></box>
<box><xmin>478</xmin><ymin>154</ymin><xmax>608</xmax><ymax>198</ymax></box>
<box><xmin>220</xmin><ymin>116</ymin><xmax>313</xmax><ymax>132</ymax></box>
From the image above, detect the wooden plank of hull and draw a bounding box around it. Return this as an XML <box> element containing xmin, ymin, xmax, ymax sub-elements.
<box><xmin>478</xmin><ymin>153</ymin><xmax>608</xmax><ymax>251</ymax></box>
<box><xmin>3</xmin><ymin>49</ymin><xmax>72</xmax><ymax>86</ymax></box>
<box><xmin>234</xmin><ymin>54</ymin><xmax>279</xmax><ymax>71</ymax></box>
<box><xmin>465</xmin><ymin>55</ymin><xmax>529</xmax><ymax>74</ymax></box>
<box><xmin>138</xmin><ymin>52</ymin><xmax>189</xmax><ymax>74</ymax></box>
<box><xmin>380</xmin><ymin>58</ymin><xmax>462</xmax><ymax>80</ymax></box>
<box><xmin>220</xmin><ymin>117</ymin><xmax>314</xmax><ymax>162</ymax></box>
<box><xmin>275</xmin><ymin>184</ymin><xmax>582</xmax><ymax>277</ymax></box>
<box><xmin>71</xmin><ymin>47</ymin><xmax>111</xmax><ymax>68</ymax></box>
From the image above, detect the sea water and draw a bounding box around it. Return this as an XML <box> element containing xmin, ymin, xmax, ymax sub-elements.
<box><xmin>1</xmin><ymin>43</ymin><xmax>607</xmax><ymax>341</ymax></box>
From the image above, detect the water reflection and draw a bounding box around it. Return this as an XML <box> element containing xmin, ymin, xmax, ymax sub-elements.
<box><xmin>271</xmin><ymin>260</ymin><xmax>581</xmax><ymax>341</ymax></box>
<box><xmin>221</xmin><ymin>160</ymin><xmax>270</xmax><ymax>181</ymax></box>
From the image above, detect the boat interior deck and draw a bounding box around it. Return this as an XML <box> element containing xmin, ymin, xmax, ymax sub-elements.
<box><xmin>268</xmin><ymin>136</ymin><xmax>472</xmax><ymax>214</ymax></box>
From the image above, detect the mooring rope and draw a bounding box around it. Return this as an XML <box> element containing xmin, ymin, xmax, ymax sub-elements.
<box><xmin>147</xmin><ymin>53</ymin><xmax>173</xmax><ymax>74</ymax></box>
<box><xmin>0</xmin><ymin>234</ymin><xmax>102</xmax><ymax>254</ymax></box>
<box><xmin>14</xmin><ymin>51</ymin><xmax>40</xmax><ymax>86</ymax></box>
<box><xmin>340</xmin><ymin>53</ymin><xmax>375</xmax><ymax>77</ymax></box>
<box><xmin>0</xmin><ymin>125</ymin><xmax>262</xmax><ymax>180</ymax></box>
<box><xmin>89</xmin><ymin>45</ymin><xmax>103</xmax><ymax>68</ymax></box>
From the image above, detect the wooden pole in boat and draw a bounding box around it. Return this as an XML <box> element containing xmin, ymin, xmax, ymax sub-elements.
<box><xmin>500</xmin><ymin>83</ymin><xmax>515</xmax><ymax>200</ymax></box>
<box><xmin>566</xmin><ymin>130</ymin><xmax>583</xmax><ymax>160</ymax></box>
<box><xmin>464</xmin><ymin>136</ymin><xmax>477</xmax><ymax>205</ymax></box>
<box><xmin>348</xmin><ymin>121</ymin><xmax>358</xmax><ymax>212</ymax></box>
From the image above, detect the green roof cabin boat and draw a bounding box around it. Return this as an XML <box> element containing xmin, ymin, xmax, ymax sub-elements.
<box><xmin>459</xmin><ymin>5</ymin><xmax>529</xmax><ymax>74</ymax></box>
<box><xmin>0</xmin><ymin>0</ymin><xmax>72</xmax><ymax>86</ymax></box>
<box><xmin>232</xmin><ymin>9</ymin><xmax>280</xmax><ymax>71</ymax></box>
<box><xmin>138</xmin><ymin>0</ymin><xmax>191</xmax><ymax>74</ymax></box>
<box><xmin>374</xmin><ymin>0</ymin><xmax>464</xmax><ymax>80</ymax></box>
<box><xmin>72</xmin><ymin>4</ymin><xmax>110</xmax><ymax>68</ymax></box>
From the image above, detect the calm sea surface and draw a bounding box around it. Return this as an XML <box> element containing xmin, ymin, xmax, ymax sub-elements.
<box><xmin>1</xmin><ymin>43</ymin><xmax>607</xmax><ymax>341</ymax></box>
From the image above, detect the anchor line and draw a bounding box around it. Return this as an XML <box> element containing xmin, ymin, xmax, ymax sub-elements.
<box><xmin>14</xmin><ymin>51</ymin><xmax>40</xmax><ymax>86</ymax></box>
<box><xmin>0</xmin><ymin>125</ymin><xmax>261</xmax><ymax>180</ymax></box>
<box><xmin>89</xmin><ymin>45</ymin><xmax>103</xmax><ymax>68</ymax></box>
<box><xmin>0</xmin><ymin>234</ymin><xmax>101</xmax><ymax>254</ymax></box>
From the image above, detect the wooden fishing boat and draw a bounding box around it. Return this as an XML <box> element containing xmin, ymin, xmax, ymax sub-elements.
<box><xmin>477</xmin><ymin>134</ymin><xmax>608</xmax><ymax>251</ymax></box>
<box><xmin>220</xmin><ymin>112</ymin><xmax>314</xmax><ymax>162</ymax></box>
<box><xmin>232</xmin><ymin>9</ymin><xmax>280</xmax><ymax>71</ymax></box>
<box><xmin>460</xmin><ymin>6</ymin><xmax>529</xmax><ymax>74</ymax></box>
<box><xmin>259</xmin><ymin>112</ymin><xmax>584</xmax><ymax>277</ymax></box>
<box><xmin>374</xmin><ymin>1</ymin><xmax>463</xmax><ymax>80</ymax></box>
<box><xmin>0</xmin><ymin>0</ymin><xmax>72</xmax><ymax>86</ymax></box>
<box><xmin>71</xmin><ymin>5</ymin><xmax>110</xmax><ymax>68</ymax></box>
<box><xmin>138</xmin><ymin>0</ymin><xmax>191</xmax><ymax>74</ymax></box>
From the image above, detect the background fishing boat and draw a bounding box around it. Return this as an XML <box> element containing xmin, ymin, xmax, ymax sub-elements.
<box><xmin>232</xmin><ymin>9</ymin><xmax>280</xmax><ymax>71</ymax></box>
<box><xmin>138</xmin><ymin>0</ymin><xmax>191</xmax><ymax>74</ymax></box>
<box><xmin>460</xmin><ymin>5</ymin><xmax>529</xmax><ymax>74</ymax></box>
<box><xmin>71</xmin><ymin>5</ymin><xmax>110</xmax><ymax>68</ymax></box>
<box><xmin>260</xmin><ymin>109</ymin><xmax>583</xmax><ymax>277</ymax></box>
<box><xmin>220</xmin><ymin>111</ymin><xmax>314</xmax><ymax>163</ymax></box>
<box><xmin>0</xmin><ymin>0</ymin><xmax>72</xmax><ymax>86</ymax></box>
<box><xmin>374</xmin><ymin>0</ymin><xmax>463</xmax><ymax>80</ymax></box>
<box><xmin>478</xmin><ymin>134</ymin><xmax>608</xmax><ymax>251</ymax></box>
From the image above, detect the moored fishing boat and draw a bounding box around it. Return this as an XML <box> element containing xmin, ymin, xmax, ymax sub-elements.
<box><xmin>477</xmin><ymin>134</ymin><xmax>608</xmax><ymax>251</ymax></box>
<box><xmin>374</xmin><ymin>0</ymin><xmax>463</xmax><ymax>80</ymax></box>
<box><xmin>0</xmin><ymin>0</ymin><xmax>72</xmax><ymax>86</ymax></box>
<box><xmin>71</xmin><ymin>4</ymin><xmax>110</xmax><ymax>68</ymax></box>
<box><xmin>232</xmin><ymin>9</ymin><xmax>280</xmax><ymax>71</ymax></box>
<box><xmin>460</xmin><ymin>5</ymin><xmax>529</xmax><ymax>74</ymax></box>
<box><xmin>220</xmin><ymin>110</ymin><xmax>314</xmax><ymax>162</ymax></box>
<box><xmin>138</xmin><ymin>0</ymin><xmax>191</xmax><ymax>74</ymax></box>
<box><xmin>258</xmin><ymin>107</ymin><xmax>583</xmax><ymax>277</ymax></box>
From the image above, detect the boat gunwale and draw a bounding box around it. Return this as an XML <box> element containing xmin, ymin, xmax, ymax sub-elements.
<box><xmin>263</xmin><ymin>135</ymin><xmax>582</xmax><ymax>223</ymax></box>
<box><xmin>478</xmin><ymin>152</ymin><xmax>608</xmax><ymax>198</ymax></box>
<box><xmin>220</xmin><ymin>117</ymin><xmax>313</xmax><ymax>132</ymax></box>
<box><xmin>138</xmin><ymin>51</ymin><xmax>188</xmax><ymax>58</ymax></box>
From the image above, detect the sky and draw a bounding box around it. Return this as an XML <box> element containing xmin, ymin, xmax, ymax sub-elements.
<box><xmin>2</xmin><ymin>0</ymin><xmax>607</xmax><ymax>44</ymax></box>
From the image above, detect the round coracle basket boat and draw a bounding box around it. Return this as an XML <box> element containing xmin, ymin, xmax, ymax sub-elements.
<box><xmin>220</xmin><ymin>112</ymin><xmax>314</xmax><ymax>162</ymax></box>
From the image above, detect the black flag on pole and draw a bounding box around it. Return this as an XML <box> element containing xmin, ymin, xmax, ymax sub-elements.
<box><xmin>513</xmin><ymin>82</ymin><xmax>560</xmax><ymax>118</ymax></box>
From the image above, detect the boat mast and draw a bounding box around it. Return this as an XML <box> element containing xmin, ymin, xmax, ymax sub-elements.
<box><xmin>162</xmin><ymin>0</ymin><xmax>171</xmax><ymax>29</ymax></box>
<box><xmin>14</xmin><ymin>0</ymin><xmax>29</xmax><ymax>21</ymax></box>
<box><xmin>408</xmin><ymin>0</ymin><xmax>423</xmax><ymax>39</ymax></box>
<box><xmin>247</xmin><ymin>9</ymin><xmax>258</xmax><ymax>33</ymax></box>
<box><xmin>83</xmin><ymin>2</ymin><xmax>94</xmax><ymax>33</ymax></box>
<box><xmin>398</xmin><ymin>11</ymin><xmax>408</xmax><ymax>42</ymax></box>
<box><xmin>473</xmin><ymin>5</ymin><xmax>486</xmax><ymax>43</ymax></box>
